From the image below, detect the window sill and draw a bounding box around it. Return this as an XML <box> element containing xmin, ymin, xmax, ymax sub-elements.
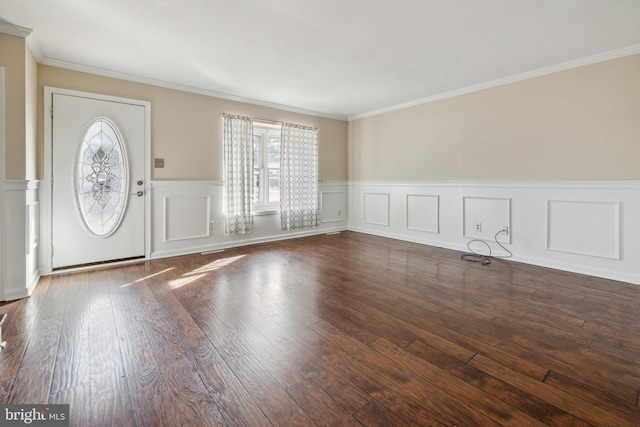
<box><xmin>254</xmin><ymin>208</ymin><xmax>280</xmax><ymax>216</ymax></box>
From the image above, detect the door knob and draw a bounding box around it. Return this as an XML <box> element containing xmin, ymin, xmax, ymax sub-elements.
<box><xmin>132</xmin><ymin>191</ymin><xmax>144</xmax><ymax>197</ymax></box>
<box><xmin>137</xmin><ymin>180</ymin><xmax>144</xmax><ymax>186</ymax></box>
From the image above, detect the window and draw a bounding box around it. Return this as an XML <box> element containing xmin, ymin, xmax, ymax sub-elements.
<box><xmin>252</xmin><ymin>123</ymin><xmax>281</xmax><ymax>210</ymax></box>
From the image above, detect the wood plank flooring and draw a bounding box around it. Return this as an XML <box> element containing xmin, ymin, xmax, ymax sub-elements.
<box><xmin>1</xmin><ymin>231</ymin><xmax>639</xmax><ymax>426</ymax></box>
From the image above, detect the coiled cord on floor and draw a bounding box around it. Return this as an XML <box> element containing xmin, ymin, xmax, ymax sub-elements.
<box><xmin>460</xmin><ymin>229</ymin><xmax>512</xmax><ymax>265</ymax></box>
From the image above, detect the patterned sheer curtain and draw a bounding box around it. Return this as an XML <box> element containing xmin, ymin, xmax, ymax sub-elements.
<box><xmin>280</xmin><ymin>123</ymin><xmax>319</xmax><ymax>230</ymax></box>
<box><xmin>223</xmin><ymin>114</ymin><xmax>254</xmax><ymax>235</ymax></box>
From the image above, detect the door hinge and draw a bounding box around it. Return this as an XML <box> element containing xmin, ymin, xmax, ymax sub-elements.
<box><xmin>51</xmin><ymin>176</ymin><xmax>54</xmax><ymax>187</ymax></box>
<box><xmin>50</xmin><ymin>106</ymin><xmax>54</xmax><ymax>118</ymax></box>
<box><xmin>51</xmin><ymin>246</ymin><xmax>54</xmax><ymax>256</ymax></box>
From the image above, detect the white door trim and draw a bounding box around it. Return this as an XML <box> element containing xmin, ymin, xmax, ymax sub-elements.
<box><xmin>41</xmin><ymin>87</ymin><xmax>152</xmax><ymax>274</ymax></box>
<box><xmin>0</xmin><ymin>67</ymin><xmax>5</xmax><ymax>299</ymax></box>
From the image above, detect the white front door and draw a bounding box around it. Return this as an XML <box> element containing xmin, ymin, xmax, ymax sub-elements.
<box><xmin>51</xmin><ymin>94</ymin><xmax>146</xmax><ymax>269</ymax></box>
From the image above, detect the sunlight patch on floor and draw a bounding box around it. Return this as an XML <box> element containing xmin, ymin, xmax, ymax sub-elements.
<box><xmin>169</xmin><ymin>273</ymin><xmax>207</xmax><ymax>289</ymax></box>
<box><xmin>119</xmin><ymin>267</ymin><xmax>175</xmax><ymax>288</ymax></box>
<box><xmin>190</xmin><ymin>255</ymin><xmax>246</xmax><ymax>274</ymax></box>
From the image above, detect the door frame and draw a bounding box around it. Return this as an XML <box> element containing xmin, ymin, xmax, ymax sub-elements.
<box><xmin>0</xmin><ymin>67</ymin><xmax>5</xmax><ymax>298</ymax></box>
<box><xmin>41</xmin><ymin>87</ymin><xmax>151</xmax><ymax>274</ymax></box>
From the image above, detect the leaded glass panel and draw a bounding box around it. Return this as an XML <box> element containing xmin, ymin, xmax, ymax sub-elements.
<box><xmin>75</xmin><ymin>119</ymin><xmax>128</xmax><ymax>237</ymax></box>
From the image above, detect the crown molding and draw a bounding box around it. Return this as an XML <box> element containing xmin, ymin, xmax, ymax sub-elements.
<box><xmin>0</xmin><ymin>22</ymin><xmax>33</xmax><ymax>38</ymax></box>
<box><xmin>25</xmin><ymin>37</ymin><xmax>640</xmax><ymax>123</ymax></box>
<box><xmin>39</xmin><ymin>58</ymin><xmax>348</xmax><ymax>121</ymax></box>
<box><xmin>348</xmin><ymin>44</ymin><xmax>640</xmax><ymax>121</ymax></box>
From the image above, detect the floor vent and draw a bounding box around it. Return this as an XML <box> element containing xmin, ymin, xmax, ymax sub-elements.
<box><xmin>201</xmin><ymin>249</ymin><xmax>226</xmax><ymax>255</ymax></box>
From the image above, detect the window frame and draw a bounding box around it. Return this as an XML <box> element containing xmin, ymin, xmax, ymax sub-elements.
<box><xmin>252</xmin><ymin>122</ymin><xmax>282</xmax><ymax>213</ymax></box>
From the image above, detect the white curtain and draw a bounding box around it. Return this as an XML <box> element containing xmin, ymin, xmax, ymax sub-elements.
<box><xmin>280</xmin><ymin>123</ymin><xmax>319</xmax><ymax>230</ymax></box>
<box><xmin>223</xmin><ymin>114</ymin><xmax>254</xmax><ymax>235</ymax></box>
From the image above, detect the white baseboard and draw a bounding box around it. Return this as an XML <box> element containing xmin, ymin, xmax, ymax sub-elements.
<box><xmin>151</xmin><ymin>226</ymin><xmax>347</xmax><ymax>259</ymax></box>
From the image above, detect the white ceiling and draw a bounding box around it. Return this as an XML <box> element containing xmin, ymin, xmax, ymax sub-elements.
<box><xmin>2</xmin><ymin>0</ymin><xmax>640</xmax><ymax>120</ymax></box>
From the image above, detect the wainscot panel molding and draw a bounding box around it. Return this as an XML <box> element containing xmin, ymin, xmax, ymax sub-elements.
<box><xmin>546</xmin><ymin>200</ymin><xmax>620</xmax><ymax>260</ymax></box>
<box><xmin>347</xmin><ymin>181</ymin><xmax>640</xmax><ymax>285</ymax></box>
<box><xmin>150</xmin><ymin>181</ymin><xmax>348</xmax><ymax>259</ymax></box>
<box><xmin>320</xmin><ymin>191</ymin><xmax>347</xmax><ymax>223</ymax></box>
<box><xmin>364</xmin><ymin>193</ymin><xmax>390</xmax><ymax>226</ymax></box>
<box><xmin>463</xmin><ymin>196</ymin><xmax>511</xmax><ymax>243</ymax></box>
<box><xmin>164</xmin><ymin>195</ymin><xmax>211</xmax><ymax>242</ymax></box>
<box><xmin>2</xmin><ymin>180</ymin><xmax>40</xmax><ymax>301</ymax></box>
<box><xmin>407</xmin><ymin>194</ymin><xmax>439</xmax><ymax>234</ymax></box>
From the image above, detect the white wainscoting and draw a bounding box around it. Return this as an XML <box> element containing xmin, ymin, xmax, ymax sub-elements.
<box><xmin>348</xmin><ymin>181</ymin><xmax>640</xmax><ymax>285</ymax></box>
<box><xmin>320</xmin><ymin>190</ymin><xmax>347</xmax><ymax>223</ymax></box>
<box><xmin>164</xmin><ymin>195</ymin><xmax>211</xmax><ymax>242</ymax></box>
<box><xmin>150</xmin><ymin>181</ymin><xmax>348</xmax><ymax>259</ymax></box>
<box><xmin>407</xmin><ymin>194</ymin><xmax>439</xmax><ymax>234</ymax></box>
<box><xmin>2</xmin><ymin>180</ymin><xmax>40</xmax><ymax>301</ymax></box>
<box><xmin>364</xmin><ymin>193</ymin><xmax>390</xmax><ymax>226</ymax></box>
<box><xmin>25</xmin><ymin>182</ymin><xmax>40</xmax><ymax>292</ymax></box>
<box><xmin>463</xmin><ymin>196</ymin><xmax>511</xmax><ymax>243</ymax></box>
<box><xmin>546</xmin><ymin>200</ymin><xmax>620</xmax><ymax>260</ymax></box>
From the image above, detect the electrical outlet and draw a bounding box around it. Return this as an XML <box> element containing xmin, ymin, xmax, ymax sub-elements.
<box><xmin>475</xmin><ymin>222</ymin><xmax>482</xmax><ymax>232</ymax></box>
<box><xmin>502</xmin><ymin>225</ymin><xmax>509</xmax><ymax>235</ymax></box>
<box><xmin>338</xmin><ymin>210</ymin><xmax>342</xmax><ymax>216</ymax></box>
<box><xmin>209</xmin><ymin>221</ymin><xmax>215</xmax><ymax>231</ymax></box>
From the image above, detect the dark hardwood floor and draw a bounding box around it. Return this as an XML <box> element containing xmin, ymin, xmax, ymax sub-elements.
<box><xmin>1</xmin><ymin>231</ymin><xmax>639</xmax><ymax>426</ymax></box>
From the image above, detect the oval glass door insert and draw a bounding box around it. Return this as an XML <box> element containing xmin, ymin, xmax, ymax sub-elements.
<box><xmin>75</xmin><ymin>119</ymin><xmax>129</xmax><ymax>237</ymax></box>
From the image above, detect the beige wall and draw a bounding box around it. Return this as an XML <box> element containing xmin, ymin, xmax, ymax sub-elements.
<box><xmin>0</xmin><ymin>33</ymin><xmax>26</xmax><ymax>179</ymax></box>
<box><xmin>349</xmin><ymin>54</ymin><xmax>640</xmax><ymax>181</ymax></box>
<box><xmin>37</xmin><ymin>66</ymin><xmax>348</xmax><ymax>181</ymax></box>
<box><xmin>27</xmin><ymin>52</ymin><xmax>640</xmax><ymax>183</ymax></box>
<box><xmin>25</xmin><ymin>44</ymin><xmax>37</xmax><ymax>180</ymax></box>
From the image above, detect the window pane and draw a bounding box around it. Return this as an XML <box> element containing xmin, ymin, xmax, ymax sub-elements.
<box><xmin>268</xmin><ymin>168</ymin><xmax>280</xmax><ymax>203</ymax></box>
<box><xmin>253</xmin><ymin>169</ymin><xmax>261</xmax><ymax>203</ymax></box>
<box><xmin>253</xmin><ymin>135</ymin><xmax>262</xmax><ymax>168</ymax></box>
<box><xmin>267</xmin><ymin>137</ymin><xmax>280</xmax><ymax>168</ymax></box>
